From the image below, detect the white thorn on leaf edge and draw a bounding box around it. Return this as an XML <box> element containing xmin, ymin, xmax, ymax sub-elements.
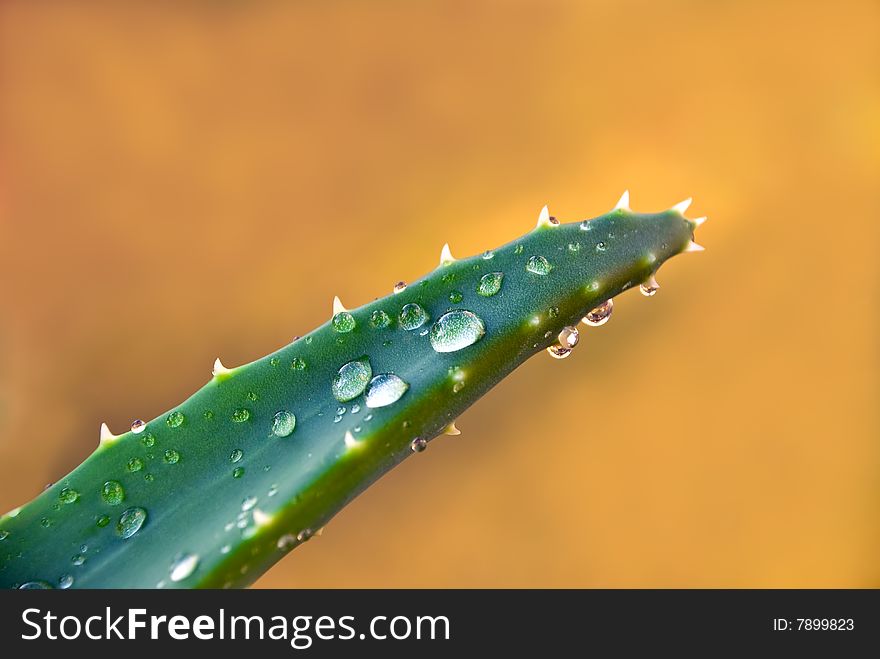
<box><xmin>444</xmin><ymin>421</ymin><xmax>461</xmax><ymax>436</ymax></box>
<box><xmin>672</xmin><ymin>197</ymin><xmax>693</xmax><ymax>214</ymax></box>
<box><xmin>684</xmin><ymin>240</ymin><xmax>705</xmax><ymax>252</ymax></box>
<box><xmin>614</xmin><ymin>190</ymin><xmax>630</xmax><ymax>211</ymax></box>
<box><xmin>439</xmin><ymin>243</ymin><xmax>456</xmax><ymax>266</ymax></box>
<box><xmin>691</xmin><ymin>216</ymin><xmax>707</xmax><ymax>227</ymax></box>
<box><xmin>332</xmin><ymin>296</ymin><xmax>348</xmax><ymax>315</ymax></box>
<box><xmin>99</xmin><ymin>422</ymin><xmax>119</xmax><ymax>444</ymax></box>
<box><xmin>535</xmin><ymin>204</ymin><xmax>556</xmax><ymax>228</ymax></box>
<box><xmin>213</xmin><ymin>357</ymin><xmax>233</xmax><ymax>377</ymax></box>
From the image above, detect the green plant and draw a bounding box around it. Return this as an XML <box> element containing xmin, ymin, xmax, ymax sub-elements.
<box><xmin>0</xmin><ymin>193</ymin><xmax>704</xmax><ymax>589</ymax></box>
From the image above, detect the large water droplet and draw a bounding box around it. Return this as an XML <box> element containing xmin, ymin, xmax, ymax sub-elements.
<box><xmin>364</xmin><ymin>373</ymin><xmax>409</xmax><ymax>408</ymax></box>
<box><xmin>393</xmin><ymin>281</ymin><xmax>407</xmax><ymax>294</ymax></box>
<box><xmin>546</xmin><ymin>344</ymin><xmax>572</xmax><ymax>359</ymax></box>
<box><xmin>370</xmin><ymin>309</ymin><xmax>391</xmax><ymax>328</ymax></box>
<box><xmin>583</xmin><ymin>299</ymin><xmax>613</xmax><ymax>326</ymax></box>
<box><xmin>429</xmin><ymin>310</ymin><xmax>486</xmax><ymax>353</ymax></box>
<box><xmin>169</xmin><ymin>553</ymin><xmax>199</xmax><ymax>582</ymax></box>
<box><xmin>163</xmin><ymin>448</ymin><xmax>180</xmax><ymax>464</ymax></box>
<box><xmin>166</xmin><ymin>411</ymin><xmax>185</xmax><ymax>428</ymax></box>
<box><xmin>19</xmin><ymin>581</ymin><xmax>53</xmax><ymax>589</ymax></box>
<box><xmin>126</xmin><ymin>457</ymin><xmax>144</xmax><ymax>473</ymax></box>
<box><xmin>526</xmin><ymin>256</ymin><xmax>552</xmax><ymax>275</ymax></box>
<box><xmin>271</xmin><ymin>410</ymin><xmax>296</xmax><ymax>437</ymax></box>
<box><xmin>558</xmin><ymin>326</ymin><xmax>579</xmax><ymax>348</ymax></box>
<box><xmin>477</xmin><ymin>272</ymin><xmax>504</xmax><ymax>297</ymax></box>
<box><xmin>332</xmin><ymin>311</ymin><xmax>356</xmax><ymax>333</ymax></box>
<box><xmin>130</xmin><ymin>419</ymin><xmax>146</xmax><ymax>434</ymax></box>
<box><xmin>232</xmin><ymin>408</ymin><xmax>251</xmax><ymax>423</ymax></box>
<box><xmin>101</xmin><ymin>481</ymin><xmax>125</xmax><ymax>505</ymax></box>
<box><xmin>116</xmin><ymin>507</ymin><xmax>147</xmax><ymax>539</ymax></box>
<box><xmin>332</xmin><ymin>357</ymin><xmax>372</xmax><ymax>402</ymax></box>
<box><xmin>59</xmin><ymin>487</ymin><xmax>79</xmax><ymax>504</ymax></box>
<box><xmin>399</xmin><ymin>303</ymin><xmax>428</xmax><ymax>330</ymax></box>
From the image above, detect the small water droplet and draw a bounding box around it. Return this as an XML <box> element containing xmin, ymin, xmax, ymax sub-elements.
<box><xmin>163</xmin><ymin>448</ymin><xmax>181</xmax><ymax>464</ymax></box>
<box><xmin>169</xmin><ymin>553</ymin><xmax>199</xmax><ymax>582</ymax></box>
<box><xmin>58</xmin><ymin>574</ymin><xmax>74</xmax><ymax>589</ymax></box>
<box><xmin>364</xmin><ymin>373</ymin><xmax>410</xmax><ymax>408</ymax></box>
<box><xmin>477</xmin><ymin>272</ymin><xmax>504</xmax><ymax>297</ymax></box>
<box><xmin>640</xmin><ymin>280</ymin><xmax>659</xmax><ymax>297</ymax></box>
<box><xmin>203</xmin><ymin>410</ymin><xmax>215</xmax><ymax>421</ymax></box>
<box><xmin>583</xmin><ymin>299</ymin><xmax>613</xmax><ymax>326</ymax></box>
<box><xmin>332</xmin><ymin>311</ymin><xmax>356</xmax><ymax>333</ymax></box>
<box><xmin>370</xmin><ymin>309</ymin><xmax>391</xmax><ymax>328</ymax></box>
<box><xmin>297</xmin><ymin>528</ymin><xmax>313</xmax><ymax>542</ymax></box>
<box><xmin>59</xmin><ymin>487</ymin><xmax>79</xmax><ymax>504</ymax></box>
<box><xmin>333</xmin><ymin>415</ymin><xmax>342</xmax><ymax>423</ymax></box>
<box><xmin>332</xmin><ymin>357</ymin><xmax>372</xmax><ymax>402</ymax></box>
<box><xmin>546</xmin><ymin>344</ymin><xmax>572</xmax><ymax>359</ymax></box>
<box><xmin>548</xmin><ymin>306</ymin><xmax>560</xmax><ymax>318</ymax></box>
<box><xmin>101</xmin><ymin>481</ymin><xmax>125</xmax><ymax>505</ymax></box>
<box><xmin>0</xmin><ymin>530</ymin><xmax>8</xmax><ymax>540</ymax></box>
<box><xmin>291</xmin><ymin>356</ymin><xmax>306</xmax><ymax>370</ymax></box>
<box><xmin>130</xmin><ymin>419</ymin><xmax>146</xmax><ymax>434</ymax></box>
<box><xmin>558</xmin><ymin>326</ymin><xmax>579</xmax><ymax>349</ymax></box>
<box><xmin>393</xmin><ymin>281</ymin><xmax>407</xmax><ymax>294</ymax></box>
<box><xmin>398</xmin><ymin>303</ymin><xmax>428</xmax><ymax>330</ymax></box>
<box><xmin>580</xmin><ymin>220</ymin><xmax>593</xmax><ymax>231</ymax></box>
<box><xmin>126</xmin><ymin>457</ymin><xmax>144</xmax><ymax>473</ymax></box>
<box><xmin>448</xmin><ymin>290</ymin><xmax>463</xmax><ymax>303</ymax></box>
<box><xmin>268</xmin><ymin>484</ymin><xmax>278</xmax><ymax>497</ymax></box>
<box><xmin>351</xmin><ymin>403</ymin><xmax>360</xmax><ymax>414</ymax></box>
<box><xmin>71</xmin><ymin>553</ymin><xmax>85</xmax><ymax>566</ymax></box>
<box><xmin>232</xmin><ymin>408</ymin><xmax>251</xmax><ymax>423</ymax></box>
<box><xmin>337</xmin><ymin>406</ymin><xmax>346</xmax><ymax>415</ymax></box>
<box><xmin>80</xmin><ymin>544</ymin><xmax>88</xmax><ymax>553</ymax></box>
<box><xmin>596</xmin><ymin>241</ymin><xmax>607</xmax><ymax>252</ymax></box>
<box><xmin>270</xmin><ymin>357</ymin><xmax>281</xmax><ymax>367</ymax></box>
<box><xmin>270</xmin><ymin>410</ymin><xmax>296</xmax><ymax>438</ymax></box>
<box><xmin>277</xmin><ymin>534</ymin><xmax>296</xmax><ymax>550</ymax></box>
<box><xmin>140</xmin><ymin>433</ymin><xmax>156</xmax><ymax>448</ymax></box>
<box><xmin>241</xmin><ymin>496</ymin><xmax>258</xmax><ymax>512</ymax></box>
<box><xmin>144</xmin><ymin>473</ymin><xmax>155</xmax><ymax>482</ymax></box>
<box><xmin>40</xmin><ymin>517</ymin><xmax>52</xmax><ymax>528</ymax></box>
<box><xmin>526</xmin><ymin>255</ymin><xmax>552</xmax><ymax>275</ymax></box>
<box><xmin>411</xmin><ymin>438</ymin><xmax>427</xmax><ymax>452</ymax></box>
<box><xmin>19</xmin><ymin>581</ymin><xmax>53</xmax><ymax>589</ymax></box>
<box><xmin>513</xmin><ymin>244</ymin><xmax>524</xmax><ymax>255</ymax></box>
<box><xmin>116</xmin><ymin>507</ymin><xmax>147</xmax><ymax>539</ymax></box>
<box><xmin>548</xmin><ymin>215</ymin><xmax>559</xmax><ymax>225</ymax></box>
<box><xmin>452</xmin><ymin>382</ymin><xmax>465</xmax><ymax>393</ymax></box>
<box><xmin>232</xmin><ymin>467</ymin><xmax>245</xmax><ymax>479</ymax></box>
<box><xmin>441</xmin><ymin>272</ymin><xmax>455</xmax><ymax>284</ymax></box>
<box><xmin>482</xmin><ymin>250</ymin><xmax>494</xmax><ymax>260</ymax></box>
<box><xmin>166</xmin><ymin>411</ymin><xmax>185</xmax><ymax>428</ymax></box>
<box><xmin>429</xmin><ymin>310</ymin><xmax>486</xmax><ymax>353</ymax></box>
<box><xmin>230</xmin><ymin>449</ymin><xmax>243</xmax><ymax>463</ymax></box>
<box><xmin>220</xmin><ymin>544</ymin><xmax>231</xmax><ymax>554</ymax></box>
<box><xmin>96</xmin><ymin>515</ymin><xmax>110</xmax><ymax>528</ymax></box>
<box><xmin>246</xmin><ymin>391</ymin><xmax>258</xmax><ymax>402</ymax></box>
<box><xmin>364</xmin><ymin>413</ymin><xmax>373</xmax><ymax>421</ymax></box>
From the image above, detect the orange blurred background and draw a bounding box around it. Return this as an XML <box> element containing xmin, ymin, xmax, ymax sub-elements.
<box><xmin>0</xmin><ymin>1</ymin><xmax>877</xmax><ymax>587</ymax></box>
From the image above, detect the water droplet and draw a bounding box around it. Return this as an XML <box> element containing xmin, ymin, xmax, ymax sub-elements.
<box><xmin>291</xmin><ymin>357</ymin><xmax>306</xmax><ymax>370</ymax></box>
<box><xmin>548</xmin><ymin>215</ymin><xmax>559</xmax><ymax>225</ymax></box>
<box><xmin>513</xmin><ymin>244</ymin><xmax>524</xmax><ymax>255</ymax></box>
<box><xmin>440</xmin><ymin>272</ymin><xmax>455</xmax><ymax>284</ymax></box>
<box><xmin>370</xmin><ymin>309</ymin><xmax>391</xmax><ymax>328</ymax></box>
<box><xmin>596</xmin><ymin>241</ymin><xmax>607</xmax><ymax>252</ymax></box>
<box><xmin>80</xmin><ymin>544</ymin><xmax>88</xmax><ymax>553</ymax></box>
<box><xmin>351</xmin><ymin>403</ymin><xmax>361</xmax><ymax>414</ymax></box>
<box><xmin>140</xmin><ymin>433</ymin><xmax>156</xmax><ymax>448</ymax></box>
<box><xmin>364</xmin><ymin>413</ymin><xmax>373</xmax><ymax>421</ymax></box>
<box><xmin>558</xmin><ymin>326</ymin><xmax>579</xmax><ymax>348</ymax></box>
<box><xmin>398</xmin><ymin>303</ymin><xmax>428</xmax><ymax>330</ymax></box>
<box><xmin>526</xmin><ymin>255</ymin><xmax>552</xmax><ymax>275</ymax></box>
<box><xmin>19</xmin><ymin>581</ymin><xmax>53</xmax><ymax>589</ymax></box>
<box><xmin>116</xmin><ymin>507</ymin><xmax>147</xmax><ymax>539</ymax></box>
<box><xmin>270</xmin><ymin>357</ymin><xmax>281</xmax><ymax>367</ymax></box>
<box><xmin>232</xmin><ymin>467</ymin><xmax>245</xmax><ymax>479</ymax></box>
<box><xmin>546</xmin><ymin>344</ymin><xmax>572</xmax><ymax>359</ymax></box>
<box><xmin>393</xmin><ymin>281</ymin><xmax>407</xmax><ymax>294</ymax></box>
<box><xmin>452</xmin><ymin>382</ymin><xmax>465</xmax><ymax>393</ymax></box>
<box><xmin>166</xmin><ymin>411</ymin><xmax>185</xmax><ymax>428</ymax></box>
<box><xmin>232</xmin><ymin>408</ymin><xmax>252</xmax><ymax>423</ymax></box>
<box><xmin>220</xmin><ymin>544</ymin><xmax>231</xmax><ymax>554</ymax></box>
<box><xmin>40</xmin><ymin>517</ymin><xmax>52</xmax><ymax>528</ymax></box>
<box><xmin>267</xmin><ymin>484</ymin><xmax>279</xmax><ymax>497</ymax></box>
<box><xmin>241</xmin><ymin>496</ymin><xmax>257</xmax><ymax>512</ymax></box>
<box><xmin>640</xmin><ymin>281</ymin><xmax>659</xmax><ymax>297</ymax></box>
<box><xmin>126</xmin><ymin>457</ymin><xmax>144</xmax><ymax>473</ymax></box>
<box><xmin>246</xmin><ymin>391</ymin><xmax>258</xmax><ymax>402</ymax></box>
<box><xmin>271</xmin><ymin>410</ymin><xmax>296</xmax><ymax>437</ymax></box>
<box><xmin>58</xmin><ymin>574</ymin><xmax>74</xmax><ymax>589</ymax></box>
<box><xmin>144</xmin><ymin>473</ymin><xmax>155</xmax><ymax>483</ymax></box>
<box><xmin>96</xmin><ymin>515</ymin><xmax>110</xmax><ymax>528</ymax></box>
<box><xmin>548</xmin><ymin>306</ymin><xmax>560</xmax><ymax>318</ymax></box>
<box><xmin>130</xmin><ymin>419</ymin><xmax>146</xmax><ymax>434</ymax></box>
<box><xmin>411</xmin><ymin>438</ymin><xmax>427</xmax><ymax>452</ymax></box>
<box><xmin>448</xmin><ymin>290</ymin><xmax>463</xmax><ymax>303</ymax></box>
<box><xmin>0</xmin><ymin>530</ymin><xmax>8</xmax><ymax>540</ymax></box>
<box><xmin>277</xmin><ymin>534</ymin><xmax>296</xmax><ymax>550</ymax></box>
<box><xmin>333</xmin><ymin>415</ymin><xmax>342</xmax><ymax>423</ymax></box>
<box><xmin>203</xmin><ymin>410</ymin><xmax>215</xmax><ymax>421</ymax></box>
<box><xmin>337</xmin><ymin>406</ymin><xmax>346</xmax><ymax>415</ymax></box>
<box><xmin>229</xmin><ymin>450</ymin><xmax>244</xmax><ymax>465</ymax></box>
<box><xmin>332</xmin><ymin>311</ymin><xmax>356</xmax><ymax>333</ymax></box>
<box><xmin>364</xmin><ymin>373</ymin><xmax>410</xmax><ymax>408</ymax></box>
<box><xmin>101</xmin><ymin>481</ymin><xmax>125</xmax><ymax>505</ymax></box>
<box><xmin>429</xmin><ymin>310</ymin><xmax>486</xmax><ymax>353</ymax></box>
<box><xmin>297</xmin><ymin>528</ymin><xmax>313</xmax><ymax>542</ymax></box>
<box><xmin>59</xmin><ymin>487</ymin><xmax>79</xmax><ymax>504</ymax></box>
<box><xmin>580</xmin><ymin>220</ymin><xmax>593</xmax><ymax>231</ymax></box>
<box><xmin>71</xmin><ymin>553</ymin><xmax>85</xmax><ymax>566</ymax></box>
<box><xmin>583</xmin><ymin>299</ymin><xmax>613</xmax><ymax>326</ymax></box>
<box><xmin>164</xmin><ymin>449</ymin><xmax>181</xmax><ymax>465</ymax></box>
<box><xmin>169</xmin><ymin>553</ymin><xmax>199</xmax><ymax>582</ymax></box>
<box><xmin>568</xmin><ymin>242</ymin><xmax>581</xmax><ymax>253</ymax></box>
<box><xmin>477</xmin><ymin>272</ymin><xmax>504</xmax><ymax>297</ymax></box>
<box><xmin>332</xmin><ymin>357</ymin><xmax>372</xmax><ymax>402</ymax></box>
<box><xmin>482</xmin><ymin>250</ymin><xmax>494</xmax><ymax>260</ymax></box>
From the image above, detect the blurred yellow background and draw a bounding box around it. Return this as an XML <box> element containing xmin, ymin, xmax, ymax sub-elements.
<box><xmin>0</xmin><ymin>0</ymin><xmax>877</xmax><ymax>587</ymax></box>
